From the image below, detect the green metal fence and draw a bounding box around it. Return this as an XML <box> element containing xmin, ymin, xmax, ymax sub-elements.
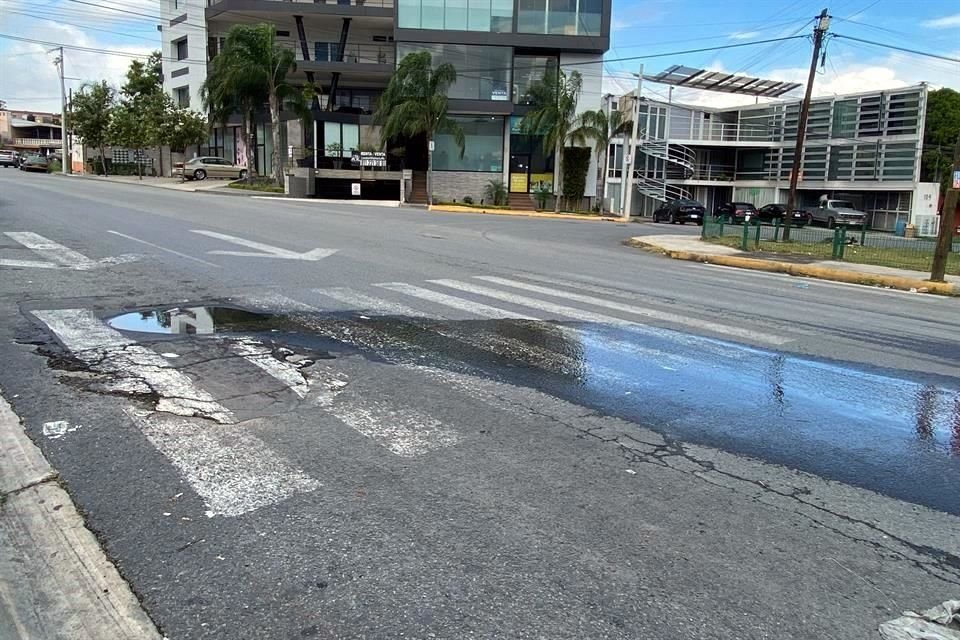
<box><xmin>700</xmin><ymin>216</ymin><xmax>960</xmax><ymax>275</ymax></box>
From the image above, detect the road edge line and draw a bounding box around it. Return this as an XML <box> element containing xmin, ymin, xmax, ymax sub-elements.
<box><xmin>625</xmin><ymin>237</ymin><xmax>958</xmax><ymax>296</ymax></box>
<box><xmin>0</xmin><ymin>391</ymin><xmax>163</xmax><ymax>640</ymax></box>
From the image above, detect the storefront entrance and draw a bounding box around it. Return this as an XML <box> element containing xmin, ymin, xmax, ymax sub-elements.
<box><xmin>509</xmin><ymin>153</ymin><xmax>530</xmax><ymax>193</ymax></box>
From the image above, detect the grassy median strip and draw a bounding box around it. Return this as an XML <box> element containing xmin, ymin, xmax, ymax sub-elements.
<box><xmin>703</xmin><ymin>235</ymin><xmax>960</xmax><ymax>276</ymax></box>
<box><xmin>227</xmin><ymin>181</ymin><xmax>284</xmax><ymax>193</ymax></box>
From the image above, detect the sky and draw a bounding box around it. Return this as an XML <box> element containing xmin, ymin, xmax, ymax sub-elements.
<box><xmin>0</xmin><ymin>0</ymin><xmax>958</xmax><ymax>113</ymax></box>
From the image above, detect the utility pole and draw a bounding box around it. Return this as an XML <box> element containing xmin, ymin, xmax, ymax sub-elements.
<box><xmin>53</xmin><ymin>47</ymin><xmax>69</xmax><ymax>175</ymax></box>
<box><xmin>620</xmin><ymin>65</ymin><xmax>643</xmax><ymax>221</ymax></box>
<box><xmin>783</xmin><ymin>8</ymin><xmax>830</xmax><ymax>242</ymax></box>
<box><xmin>930</xmin><ymin>135</ymin><xmax>960</xmax><ymax>282</ymax></box>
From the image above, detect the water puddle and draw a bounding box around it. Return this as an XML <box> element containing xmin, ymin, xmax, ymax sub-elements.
<box><xmin>107</xmin><ymin>306</ymin><xmax>275</xmax><ymax>335</ymax></box>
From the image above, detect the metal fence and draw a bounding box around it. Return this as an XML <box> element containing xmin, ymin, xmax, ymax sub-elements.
<box><xmin>701</xmin><ymin>216</ymin><xmax>960</xmax><ymax>274</ymax></box>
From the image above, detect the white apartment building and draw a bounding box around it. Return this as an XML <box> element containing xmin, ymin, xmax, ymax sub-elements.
<box><xmin>605</xmin><ymin>73</ymin><xmax>938</xmax><ymax>232</ymax></box>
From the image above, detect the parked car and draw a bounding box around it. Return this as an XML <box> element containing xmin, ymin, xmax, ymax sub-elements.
<box><xmin>0</xmin><ymin>149</ymin><xmax>19</xmax><ymax>168</ymax></box>
<box><xmin>757</xmin><ymin>203</ymin><xmax>812</xmax><ymax>227</ymax></box>
<box><xmin>810</xmin><ymin>199</ymin><xmax>868</xmax><ymax>228</ymax></box>
<box><xmin>18</xmin><ymin>155</ymin><xmax>50</xmax><ymax>172</ymax></box>
<box><xmin>714</xmin><ymin>201</ymin><xmax>758</xmax><ymax>224</ymax></box>
<box><xmin>174</xmin><ymin>156</ymin><xmax>248</xmax><ymax>181</ymax></box>
<box><xmin>652</xmin><ymin>198</ymin><xmax>706</xmax><ymax>224</ymax></box>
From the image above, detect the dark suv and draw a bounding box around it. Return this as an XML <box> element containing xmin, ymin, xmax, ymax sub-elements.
<box><xmin>715</xmin><ymin>201</ymin><xmax>758</xmax><ymax>224</ymax></box>
<box><xmin>653</xmin><ymin>199</ymin><xmax>706</xmax><ymax>225</ymax></box>
<box><xmin>757</xmin><ymin>203</ymin><xmax>812</xmax><ymax>227</ymax></box>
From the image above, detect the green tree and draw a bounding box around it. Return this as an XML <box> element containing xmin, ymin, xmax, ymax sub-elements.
<box><xmin>68</xmin><ymin>81</ymin><xmax>114</xmax><ymax>176</ymax></box>
<box><xmin>921</xmin><ymin>88</ymin><xmax>960</xmax><ymax>195</ymax></box>
<box><xmin>203</xmin><ymin>47</ymin><xmax>264</xmax><ymax>181</ymax></box>
<box><xmin>374</xmin><ymin>50</ymin><xmax>464</xmax><ymax>206</ymax></box>
<box><xmin>165</xmin><ymin>104</ymin><xmax>209</xmax><ymax>156</ymax></box>
<box><xmin>117</xmin><ymin>52</ymin><xmax>167</xmax><ymax>177</ymax></box>
<box><xmin>202</xmin><ymin>24</ymin><xmax>296</xmax><ymax>185</ymax></box>
<box><xmin>519</xmin><ymin>70</ymin><xmax>586</xmax><ymax>211</ymax></box>
<box><xmin>572</xmin><ymin>107</ymin><xmax>633</xmax><ymax>211</ymax></box>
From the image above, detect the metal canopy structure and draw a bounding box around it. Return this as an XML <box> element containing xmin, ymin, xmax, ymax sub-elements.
<box><xmin>644</xmin><ymin>65</ymin><xmax>802</xmax><ymax>98</ymax></box>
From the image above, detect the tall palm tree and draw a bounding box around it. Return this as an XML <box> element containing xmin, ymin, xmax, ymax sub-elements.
<box><xmin>201</xmin><ymin>24</ymin><xmax>296</xmax><ymax>185</ymax></box>
<box><xmin>374</xmin><ymin>51</ymin><xmax>464</xmax><ymax>206</ymax></box>
<box><xmin>202</xmin><ymin>54</ymin><xmax>264</xmax><ymax>181</ymax></box>
<box><xmin>519</xmin><ymin>70</ymin><xmax>585</xmax><ymax>211</ymax></box>
<box><xmin>572</xmin><ymin>108</ymin><xmax>633</xmax><ymax>212</ymax></box>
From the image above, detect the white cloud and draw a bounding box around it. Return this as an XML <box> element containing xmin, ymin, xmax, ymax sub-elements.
<box><xmin>0</xmin><ymin>19</ymin><xmax>157</xmax><ymax>113</ymax></box>
<box><xmin>922</xmin><ymin>13</ymin><xmax>960</xmax><ymax>29</ymax></box>
<box><xmin>728</xmin><ymin>31</ymin><xmax>761</xmax><ymax>41</ymax></box>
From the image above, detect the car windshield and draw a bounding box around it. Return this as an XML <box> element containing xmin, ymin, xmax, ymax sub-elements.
<box><xmin>733</xmin><ymin>203</ymin><xmax>756</xmax><ymax>209</ymax></box>
<box><xmin>677</xmin><ymin>199</ymin><xmax>700</xmax><ymax>205</ymax></box>
<box><xmin>831</xmin><ymin>201</ymin><xmax>855</xmax><ymax>209</ymax></box>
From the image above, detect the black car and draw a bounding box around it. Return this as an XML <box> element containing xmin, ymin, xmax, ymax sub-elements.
<box><xmin>757</xmin><ymin>203</ymin><xmax>812</xmax><ymax>227</ymax></box>
<box><xmin>652</xmin><ymin>198</ymin><xmax>706</xmax><ymax>225</ymax></box>
<box><xmin>714</xmin><ymin>201</ymin><xmax>758</xmax><ymax>224</ymax></box>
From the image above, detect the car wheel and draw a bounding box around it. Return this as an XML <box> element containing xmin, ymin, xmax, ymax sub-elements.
<box><xmin>194</xmin><ymin>169</ymin><xmax>207</xmax><ymax>181</ymax></box>
<box><xmin>238</xmin><ymin>169</ymin><xmax>248</xmax><ymax>180</ymax></box>
<box><xmin>669</xmin><ymin>212</ymin><xmax>677</xmax><ymax>224</ymax></box>
<box><xmin>827</xmin><ymin>217</ymin><xmax>836</xmax><ymax>229</ymax></box>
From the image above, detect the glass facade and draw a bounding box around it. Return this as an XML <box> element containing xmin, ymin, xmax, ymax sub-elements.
<box><xmin>434</xmin><ymin>116</ymin><xmax>504</xmax><ymax>172</ymax></box>
<box><xmin>399</xmin><ymin>0</ymin><xmax>513</xmax><ymax>32</ymax></box>
<box><xmin>513</xmin><ymin>55</ymin><xmax>558</xmax><ymax>104</ymax></box>
<box><xmin>517</xmin><ymin>0</ymin><xmax>602</xmax><ymax>35</ymax></box>
<box><xmin>323</xmin><ymin>122</ymin><xmax>360</xmax><ymax>156</ymax></box>
<box><xmin>397</xmin><ymin>43</ymin><xmax>512</xmax><ymax>101</ymax></box>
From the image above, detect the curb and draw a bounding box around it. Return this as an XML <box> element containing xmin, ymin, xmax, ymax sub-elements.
<box><xmin>625</xmin><ymin>238</ymin><xmax>958</xmax><ymax>296</ymax></box>
<box><xmin>428</xmin><ymin>204</ymin><xmax>625</xmax><ymax>222</ymax></box>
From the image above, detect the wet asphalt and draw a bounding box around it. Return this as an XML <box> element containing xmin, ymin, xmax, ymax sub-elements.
<box><xmin>1</xmin><ymin>171</ymin><xmax>959</xmax><ymax>639</ymax></box>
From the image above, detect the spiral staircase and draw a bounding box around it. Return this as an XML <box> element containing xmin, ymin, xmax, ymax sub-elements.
<box><xmin>632</xmin><ymin>137</ymin><xmax>697</xmax><ymax>203</ymax></box>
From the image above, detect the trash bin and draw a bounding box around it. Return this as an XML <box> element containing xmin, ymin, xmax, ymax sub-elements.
<box><xmin>894</xmin><ymin>220</ymin><xmax>907</xmax><ymax>237</ymax></box>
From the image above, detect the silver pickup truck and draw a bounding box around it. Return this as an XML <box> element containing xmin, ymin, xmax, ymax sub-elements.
<box><xmin>810</xmin><ymin>199</ymin><xmax>868</xmax><ymax>228</ymax></box>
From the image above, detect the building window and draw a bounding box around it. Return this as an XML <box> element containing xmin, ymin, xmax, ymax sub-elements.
<box><xmin>397</xmin><ymin>43</ymin><xmax>511</xmax><ymax>101</ymax></box>
<box><xmin>175</xmin><ymin>37</ymin><xmax>188</xmax><ymax>61</ymax></box>
<box><xmin>315</xmin><ymin>42</ymin><xmax>341</xmax><ymax>62</ymax></box>
<box><xmin>434</xmin><ymin>116</ymin><xmax>503</xmax><ymax>172</ymax></box>
<box><xmin>513</xmin><ymin>55</ymin><xmax>558</xmax><ymax>104</ymax></box>
<box><xmin>173</xmin><ymin>86</ymin><xmax>190</xmax><ymax>108</ymax></box>
<box><xmin>398</xmin><ymin>0</ymin><xmax>513</xmax><ymax>32</ymax></box>
<box><xmin>518</xmin><ymin>0</ymin><xmax>601</xmax><ymax>35</ymax></box>
<box><xmin>323</xmin><ymin>122</ymin><xmax>360</xmax><ymax>156</ymax></box>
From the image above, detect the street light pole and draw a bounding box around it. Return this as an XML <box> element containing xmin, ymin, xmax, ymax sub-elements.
<box><xmin>620</xmin><ymin>65</ymin><xmax>643</xmax><ymax>221</ymax></box>
<box><xmin>54</xmin><ymin>47</ymin><xmax>69</xmax><ymax>175</ymax></box>
<box><xmin>930</xmin><ymin>135</ymin><xmax>960</xmax><ymax>282</ymax></box>
<box><xmin>783</xmin><ymin>8</ymin><xmax>830</xmax><ymax>242</ymax></box>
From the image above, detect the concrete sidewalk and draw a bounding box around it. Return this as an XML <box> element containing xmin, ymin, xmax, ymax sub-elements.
<box><xmin>629</xmin><ymin>234</ymin><xmax>959</xmax><ymax>295</ymax></box>
<box><xmin>0</xmin><ymin>392</ymin><xmax>161</xmax><ymax>640</ymax></box>
<box><xmin>66</xmin><ymin>173</ymin><xmax>230</xmax><ymax>193</ymax></box>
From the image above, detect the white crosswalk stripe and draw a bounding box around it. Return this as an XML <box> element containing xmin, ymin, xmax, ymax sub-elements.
<box><xmin>475</xmin><ymin>276</ymin><xmax>789</xmax><ymax>345</ymax></box>
<box><xmin>5</xmin><ymin>232</ymin><xmax>96</xmax><ymax>270</ymax></box>
<box><xmin>374</xmin><ymin>282</ymin><xmax>536</xmax><ymax>319</ymax></box>
<box><xmin>315</xmin><ymin>287</ymin><xmax>426</xmax><ymax>317</ymax></box>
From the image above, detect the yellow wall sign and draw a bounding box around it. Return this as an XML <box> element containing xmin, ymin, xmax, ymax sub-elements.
<box><xmin>510</xmin><ymin>173</ymin><xmax>529</xmax><ymax>193</ymax></box>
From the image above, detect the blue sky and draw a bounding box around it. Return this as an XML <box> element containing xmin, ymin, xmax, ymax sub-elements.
<box><xmin>1</xmin><ymin>0</ymin><xmax>958</xmax><ymax>112</ymax></box>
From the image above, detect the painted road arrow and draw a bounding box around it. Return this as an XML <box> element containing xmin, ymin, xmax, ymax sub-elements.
<box><xmin>191</xmin><ymin>230</ymin><xmax>338</xmax><ymax>261</ymax></box>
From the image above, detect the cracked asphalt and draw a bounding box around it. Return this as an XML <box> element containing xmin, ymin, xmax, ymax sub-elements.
<box><xmin>1</xmin><ymin>171</ymin><xmax>958</xmax><ymax>639</ymax></box>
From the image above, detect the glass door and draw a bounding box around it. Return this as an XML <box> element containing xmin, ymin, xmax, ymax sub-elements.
<box><xmin>510</xmin><ymin>153</ymin><xmax>530</xmax><ymax>193</ymax></box>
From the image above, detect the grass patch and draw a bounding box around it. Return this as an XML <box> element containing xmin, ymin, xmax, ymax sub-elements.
<box><xmin>704</xmin><ymin>235</ymin><xmax>960</xmax><ymax>275</ymax></box>
<box><xmin>227</xmin><ymin>180</ymin><xmax>284</xmax><ymax>194</ymax></box>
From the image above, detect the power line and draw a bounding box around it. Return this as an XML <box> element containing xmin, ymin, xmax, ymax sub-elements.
<box><xmin>831</xmin><ymin>33</ymin><xmax>960</xmax><ymax>64</ymax></box>
<box><xmin>3</xmin><ymin>9</ymin><xmax>163</xmax><ymax>42</ymax></box>
<box><xmin>0</xmin><ymin>33</ymin><xmax>205</xmax><ymax>64</ymax></box>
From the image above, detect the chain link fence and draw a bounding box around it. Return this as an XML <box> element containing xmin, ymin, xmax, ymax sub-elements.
<box><xmin>701</xmin><ymin>216</ymin><xmax>960</xmax><ymax>275</ymax></box>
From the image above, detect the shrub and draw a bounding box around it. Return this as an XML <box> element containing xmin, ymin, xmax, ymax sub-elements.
<box><xmin>533</xmin><ymin>184</ymin><xmax>551</xmax><ymax>210</ymax></box>
<box><xmin>483</xmin><ymin>180</ymin><xmax>507</xmax><ymax>206</ymax></box>
<box><xmin>561</xmin><ymin>147</ymin><xmax>591</xmax><ymax>203</ymax></box>
<box><xmin>463</xmin><ymin>196</ymin><xmax>474</xmax><ymax>205</ymax></box>
<box><xmin>47</xmin><ymin>159</ymin><xmax>62</xmax><ymax>173</ymax></box>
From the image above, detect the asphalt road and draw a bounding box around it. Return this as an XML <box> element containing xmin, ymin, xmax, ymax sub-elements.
<box><xmin>1</xmin><ymin>170</ymin><xmax>958</xmax><ymax>640</ymax></box>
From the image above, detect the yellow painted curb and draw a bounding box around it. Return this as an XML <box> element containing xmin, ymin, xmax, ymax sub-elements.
<box><xmin>428</xmin><ymin>204</ymin><xmax>622</xmax><ymax>222</ymax></box>
<box><xmin>625</xmin><ymin>238</ymin><xmax>958</xmax><ymax>296</ymax></box>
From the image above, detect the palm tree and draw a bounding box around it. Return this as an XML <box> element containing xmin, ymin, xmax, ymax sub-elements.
<box><xmin>572</xmin><ymin>108</ymin><xmax>633</xmax><ymax>212</ymax></box>
<box><xmin>519</xmin><ymin>69</ymin><xmax>585</xmax><ymax>211</ymax></box>
<box><xmin>201</xmin><ymin>24</ymin><xmax>296</xmax><ymax>185</ymax></box>
<box><xmin>202</xmin><ymin>54</ymin><xmax>264</xmax><ymax>181</ymax></box>
<box><xmin>373</xmin><ymin>51</ymin><xmax>464</xmax><ymax>206</ymax></box>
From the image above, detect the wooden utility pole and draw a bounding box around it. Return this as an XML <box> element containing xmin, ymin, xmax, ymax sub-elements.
<box><xmin>930</xmin><ymin>135</ymin><xmax>960</xmax><ymax>282</ymax></box>
<box><xmin>783</xmin><ymin>8</ymin><xmax>830</xmax><ymax>242</ymax></box>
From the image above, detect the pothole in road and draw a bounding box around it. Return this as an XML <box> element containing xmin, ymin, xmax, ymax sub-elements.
<box><xmin>107</xmin><ymin>306</ymin><xmax>275</xmax><ymax>335</ymax></box>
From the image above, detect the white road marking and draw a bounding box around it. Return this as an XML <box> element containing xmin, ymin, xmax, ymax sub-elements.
<box><xmin>0</xmin><ymin>259</ymin><xmax>58</xmax><ymax>269</ymax></box>
<box><xmin>375</xmin><ymin>282</ymin><xmax>536</xmax><ymax>319</ymax></box>
<box><xmin>190</xmin><ymin>230</ymin><xmax>337</xmax><ymax>261</ymax></box>
<box><xmin>475</xmin><ymin>275</ymin><xmax>790</xmax><ymax>345</ymax></box>
<box><xmin>230</xmin><ymin>338</ymin><xmax>310</xmax><ymax>398</ymax></box>
<box><xmin>315</xmin><ymin>287</ymin><xmax>428</xmax><ymax>317</ymax></box>
<box><xmin>32</xmin><ymin>309</ymin><xmax>234</xmax><ymax>423</ymax></box>
<box><xmin>106</xmin><ymin>230</ymin><xmax>221</xmax><ymax>268</ymax></box>
<box><xmin>5</xmin><ymin>232</ymin><xmax>95</xmax><ymax>270</ymax></box>
<box><xmin>123</xmin><ymin>408</ymin><xmax>321</xmax><ymax>517</ymax></box>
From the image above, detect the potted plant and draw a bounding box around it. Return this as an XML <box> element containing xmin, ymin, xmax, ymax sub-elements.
<box><xmin>533</xmin><ymin>184</ymin><xmax>551</xmax><ymax>211</ymax></box>
<box><xmin>326</xmin><ymin>142</ymin><xmax>343</xmax><ymax>169</ymax></box>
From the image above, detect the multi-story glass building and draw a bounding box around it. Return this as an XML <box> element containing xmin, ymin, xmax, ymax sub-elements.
<box><xmin>159</xmin><ymin>0</ymin><xmax>611</xmax><ymax>202</ymax></box>
<box><xmin>605</xmin><ymin>80</ymin><xmax>936</xmax><ymax>231</ymax></box>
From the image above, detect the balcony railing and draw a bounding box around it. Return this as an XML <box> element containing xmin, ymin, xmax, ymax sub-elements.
<box><xmin>207</xmin><ymin>0</ymin><xmax>395</xmax><ymax>9</ymax></box>
<box><xmin>678</xmin><ymin>122</ymin><xmax>773</xmax><ymax>143</ymax></box>
<box><xmin>295</xmin><ymin>42</ymin><xmax>395</xmax><ymax>66</ymax></box>
<box><xmin>15</xmin><ymin>138</ymin><xmax>62</xmax><ymax>148</ymax></box>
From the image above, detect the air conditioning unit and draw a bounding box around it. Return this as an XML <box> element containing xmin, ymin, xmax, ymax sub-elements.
<box><xmin>913</xmin><ymin>213</ymin><xmax>939</xmax><ymax>238</ymax></box>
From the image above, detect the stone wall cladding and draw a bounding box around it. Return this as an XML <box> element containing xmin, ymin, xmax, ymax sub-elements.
<box><xmin>430</xmin><ymin>171</ymin><xmax>504</xmax><ymax>204</ymax></box>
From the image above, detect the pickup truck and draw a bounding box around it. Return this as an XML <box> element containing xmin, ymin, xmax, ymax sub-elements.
<box><xmin>0</xmin><ymin>149</ymin><xmax>19</xmax><ymax>168</ymax></box>
<box><xmin>810</xmin><ymin>199</ymin><xmax>868</xmax><ymax>228</ymax></box>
